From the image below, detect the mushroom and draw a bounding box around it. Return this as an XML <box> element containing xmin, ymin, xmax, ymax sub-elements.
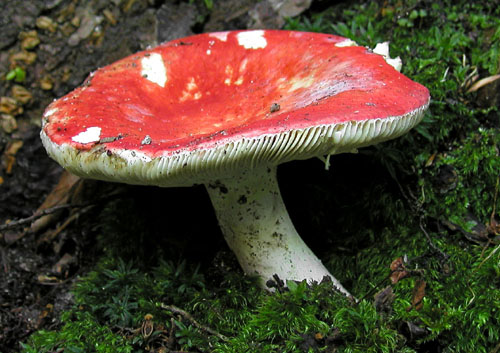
<box><xmin>40</xmin><ymin>30</ymin><xmax>430</xmax><ymax>297</ymax></box>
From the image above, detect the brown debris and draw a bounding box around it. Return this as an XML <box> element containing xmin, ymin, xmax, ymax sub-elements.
<box><xmin>466</xmin><ymin>74</ymin><xmax>500</xmax><ymax>93</ymax></box>
<box><xmin>11</xmin><ymin>85</ymin><xmax>32</xmax><ymax>105</ymax></box>
<box><xmin>37</xmin><ymin>206</ymin><xmax>93</xmax><ymax>247</ymax></box>
<box><xmin>40</xmin><ymin>75</ymin><xmax>54</xmax><ymax>91</ymax></box>
<box><xmin>268</xmin><ymin>0</ymin><xmax>312</xmax><ymax>17</ymax></box>
<box><xmin>52</xmin><ymin>253</ymin><xmax>76</xmax><ymax>275</ymax></box>
<box><xmin>250</xmin><ymin>0</ymin><xmax>312</xmax><ymax>28</ymax></box>
<box><xmin>399</xmin><ymin>320</ymin><xmax>428</xmax><ymax>341</ymax></box>
<box><xmin>70</xmin><ymin>15</ymin><xmax>80</xmax><ymax>28</ymax></box>
<box><xmin>68</xmin><ymin>8</ymin><xmax>103</xmax><ymax>47</ymax></box>
<box><xmin>19</xmin><ymin>31</ymin><xmax>40</xmax><ymax>50</ymax></box>
<box><xmin>374</xmin><ymin>285</ymin><xmax>395</xmax><ymax>316</ymax></box>
<box><xmin>389</xmin><ymin>256</ymin><xmax>409</xmax><ymax>284</ymax></box>
<box><xmin>35</xmin><ymin>304</ymin><xmax>54</xmax><ymax>329</ymax></box>
<box><xmin>30</xmin><ymin>171</ymin><xmax>81</xmax><ymax>234</ymax></box>
<box><xmin>102</xmin><ymin>9</ymin><xmax>117</xmax><ymax>25</ymax></box>
<box><xmin>0</xmin><ymin>97</ymin><xmax>23</xmax><ymax>116</ymax></box>
<box><xmin>407</xmin><ymin>279</ymin><xmax>426</xmax><ymax>311</ymax></box>
<box><xmin>37</xmin><ymin>274</ymin><xmax>62</xmax><ymax>285</ymax></box>
<box><xmin>2</xmin><ymin>140</ymin><xmax>23</xmax><ymax>174</ymax></box>
<box><xmin>122</xmin><ymin>0</ymin><xmax>138</xmax><ymax>13</ymax></box>
<box><xmin>1</xmin><ymin>114</ymin><xmax>18</xmax><ymax>133</ymax></box>
<box><xmin>10</xmin><ymin>50</ymin><xmax>37</xmax><ymax>65</ymax></box>
<box><xmin>59</xmin><ymin>22</ymin><xmax>76</xmax><ymax>37</ymax></box>
<box><xmin>36</xmin><ymin>16</ymin><xmax>58</xmax><ymax>33</ymax></box>
<box><xmin>270</xmin><ymin>102</ymin><xmax>280</xmax><ymax>113</ymax></box>
<box><xmin>424</xmin><ymin>152</ymin><xmax>437</xmax><ymax>167</ymax></box>
<box><xmin>3</xmin><ymin>230</ymin><xmax>25</xmax><ymax>244</ymax></box>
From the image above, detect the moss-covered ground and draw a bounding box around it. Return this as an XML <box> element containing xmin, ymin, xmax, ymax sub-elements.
<box><xmin>22</xmin><ymin>0</ymin><xmax>499</xmax><ymax>352</ymax></box>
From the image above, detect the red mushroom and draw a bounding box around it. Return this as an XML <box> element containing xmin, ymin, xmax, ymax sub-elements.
<box><xmin>41</xmin><ymin>30</ymin><xmax>430</xmax><ymax>297</ymax></box>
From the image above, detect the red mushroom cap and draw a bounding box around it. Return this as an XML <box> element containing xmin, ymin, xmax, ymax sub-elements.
<box><xmin>41</xmin><ymin>30</ymin><xmax>429</xmax><ymax>186</ymax></box>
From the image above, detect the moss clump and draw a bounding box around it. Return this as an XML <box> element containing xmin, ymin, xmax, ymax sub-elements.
<box><xmin>21</xmin><ymin>310</ymin><xmax>132</xmax><ymax>353</ymax></box>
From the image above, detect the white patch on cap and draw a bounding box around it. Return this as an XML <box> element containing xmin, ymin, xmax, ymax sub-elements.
<box><xmin>141</xmin><ymin>53</ymin><xmax>167</xmax><ymax>87</ymax></box>
<box><xmin>239</xmin><ymin>58</ymin><xmax>248</xmax><ymax>73</ymax></box>
<box><xmin>72</xmin><ymin>126</ymin><xmax>101</xmax><ymax>144</ymax></box>
<box><xmin>335</xmin><ymin>39</ymin><xmax>357</xmax><ymax>47</ymax></box>
<box><xmin>373</xmin><ymin>42</ymin><xmax>389</xmax><ymax>57</ymax></box>
<box><xmin>373</xmin><ymin>42</ymin><xmax>402</xmax><ymax>72</ymax></box>
<box><xmin>209</xmin><ymin>31</ymin><xmax>229</xmax><ymax>42</ymax></box>
<box><xmin>288</xmin><ymin>76</ymin><xmax>315</xmax><ymax>92</ymax></box>
<box><xmin>44</xmin><ymin>108</ymin><xmax>58</xmax><ymax>117</ymax></box>
<box><xmin>179</xmin><ymin>77</ymin><xmax>203</xmax><ymax>102</ymax></box>
<box><xmin>115</xmin><ymin>149</ymin><xmax>152</xmax><ymax>163</ymax></box>
<box><xmin>236</xmin><ymin>30</ymin><xmax>267</xmax><ymax>49</ymax></box>
<box><xmin>224</xmin><ymin>65</ymin><xmax>233</xmax><ymax>85</ymax></box>
<box><xmin>186</xmin><ymin>77</ymin><xmax>198</xmax><ymax>91</ymax></box>
<box><xmin>206</xmin><ymin>49</ymin><xmax>211</xmax><ymax>55</ymax></box>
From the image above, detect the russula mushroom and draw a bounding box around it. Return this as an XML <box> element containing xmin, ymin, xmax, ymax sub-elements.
<box><xmin>41</xmin><ymin>30</ymin><xmax>429</xmax><ymax>297</ymax></box>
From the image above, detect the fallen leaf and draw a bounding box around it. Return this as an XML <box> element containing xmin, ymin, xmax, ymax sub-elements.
<box><xmin>37</xmin><ymin>274</ymin><xmax>61</xmax><ymax>285</ymax></box>
<box><xmin>4</xmin><ymin>139</ymin><xmax>23</xmax><ymax>154</ymax></box>
<box><xmin>466</xmin><ymin>74</ymin><xmax>500</xmax><ymax>93</ymax></box>
<box><xmin>374</xmin><ymin>286</ymin><xmax>395</xmax><ymax>315</ymax></box>
<box><xmin>52</xmin><ymin>253</ymin><xmax>76</xmax><ymax>275</ymax></box>
<box><xmin>407</xmin><ymin>279</ymin><xmax>426</xmax><ymax>311</ymax></box>
<box><xmin>399</xmin><ymin>320</ymin><xmax>428</xmax><ymax>341</ymax></box>
<box><xmin>30</xmin><ymin>171</ymin><xmax>81</xmax><ymax>233</ymax></box>
<box><xmin>424</xmin><ymin>152</ymin><xmax>437</xmax><ymax>167</ymax></box>
<box><xmin>35</xmin><ymin>303</ymin><xmax>54</xmax><ymax>329</ymax></box>
<box><xmin>2</xmin><ymin>140</ymin><xmax>23</xmax><ymax>174</ymax></box>
<box><xmin>441</xmin><ymin>212</ymin><xmax>490</xmax><ymax>244</ymax></box>
<box><xmin>37</xmin><ymin>205</ymin><xmax>93</xmax><ymax>247</ymax></box>
<box><xmin>3</xmin><ymin>230</ymin><xmax>25</xmax><ymax>244</ymax></box>
<box><xmin>390</xmin><ymin>256</ymin><xmax>409</xmax><ymax>284</ymax></box>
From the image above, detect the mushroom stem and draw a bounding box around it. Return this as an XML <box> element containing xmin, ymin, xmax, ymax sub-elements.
<box><xmin>205</xmin><ymin>166</ymin><xmax>352</xmax><ymax>297</ymax></box>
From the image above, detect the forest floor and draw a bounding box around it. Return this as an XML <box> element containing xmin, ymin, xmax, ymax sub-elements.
<box><xmin>1</xmin><ymin>1</ymin><xmax>499</xmax><ymax>352</ymax></box>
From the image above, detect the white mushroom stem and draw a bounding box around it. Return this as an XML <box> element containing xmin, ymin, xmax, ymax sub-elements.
<box><xmin>205</xmin><ymin>166</ymin><xmax>352</xmax><ymax>297</ymax></box>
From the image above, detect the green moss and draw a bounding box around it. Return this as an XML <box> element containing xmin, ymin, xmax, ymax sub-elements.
<box><xmin>21</xmin><ymin>311</ymin><xmax>132</xmax><ymax>353</ymax></box>
<box><xmin>424</xmin><ymin>128</ymin><xmax>500</xmax><ymax>229</ymax></box>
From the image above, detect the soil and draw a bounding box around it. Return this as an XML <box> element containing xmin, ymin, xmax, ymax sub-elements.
<box><xmin>0</xmin><ymin>1</ymin><xmax>316</xmax><ymax>351</ymax></box>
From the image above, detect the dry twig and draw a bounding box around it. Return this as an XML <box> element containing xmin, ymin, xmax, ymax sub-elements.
<box><xmin>160</xmin><ymin>303</ymin><xmax>229</xmax><ymax>342</ymax></box>
<box><xmin>0</xmin><ymin>203</ymin><xmax>79</xmax><ymax>231</ymax></box>
<box><xmin>419</xmin><ymin>216</ymin><xmax>449</xmax><ymax>262</ymax></box>
<box><xmin>0</xmin><ymin>192</ymin><xmax>124</xmax><ymax>234</ymax></box>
